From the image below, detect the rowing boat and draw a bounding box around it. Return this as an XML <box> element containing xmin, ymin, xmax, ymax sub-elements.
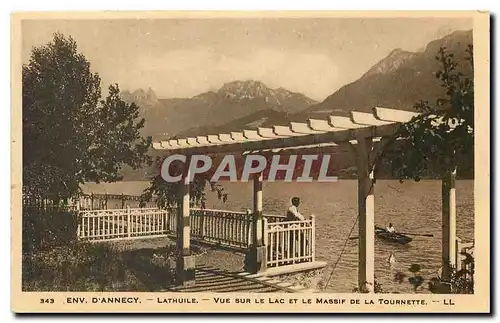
<box><xmin>375</xmin><ymin>228</ymin><xmax>413</xmax><ymax>245</ymax></box>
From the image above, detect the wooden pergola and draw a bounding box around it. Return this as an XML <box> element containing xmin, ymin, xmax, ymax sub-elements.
<box><xmin>153</xmin><ymin>107</ymin><xmax>458</xmax><ymax>292</ymax></box>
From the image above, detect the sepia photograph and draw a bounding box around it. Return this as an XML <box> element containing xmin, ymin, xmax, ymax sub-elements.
<box><xmin>11</xmin><ymin>11</ymin><xmax>490</xmax><ymax>313</ymax></box>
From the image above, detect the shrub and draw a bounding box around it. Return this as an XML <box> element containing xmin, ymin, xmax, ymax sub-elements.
<box><xmin>22</xmin><ymin>207</ymin><xmax>79</xmax><ymax>253</ymax></box>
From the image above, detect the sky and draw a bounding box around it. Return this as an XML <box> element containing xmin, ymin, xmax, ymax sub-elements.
<box><xmin>22</xmin><ymin>17</ymin><xmax>472</xmax><ymax>101</ymax></box>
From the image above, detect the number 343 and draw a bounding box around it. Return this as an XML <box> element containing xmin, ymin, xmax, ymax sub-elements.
<box><xmin>40</xmin><ymin>298</ymin><xmax>54</xmax><ymax>304</ymax></box>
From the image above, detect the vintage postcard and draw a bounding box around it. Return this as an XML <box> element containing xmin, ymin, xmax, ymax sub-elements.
<box><xmin>11</xmin><ymin>11</ymin><xmax>490</xmax><ymax>313</ymax></box>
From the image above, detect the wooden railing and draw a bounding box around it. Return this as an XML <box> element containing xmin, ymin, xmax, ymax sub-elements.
<box><xmin>76</xmin><ymin>206</ymin><xmax>317</xmax><ymax>269</ymax></box>
<box><xmin>78</xmin><ymin>207</ymin><xmax>174</xmax><ymax>241</ymax></box>
<box><xmin>264</xmin><ymin>216</ymin><xmax>316</xmax><ymax>267</ymax></box>
<box><xmin>191</xmin><ymin>208</ymin><xmax>254</xmax><ymax>249</ymax></box>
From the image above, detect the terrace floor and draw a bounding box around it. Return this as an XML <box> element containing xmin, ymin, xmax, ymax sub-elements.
<box><xmin>167</xmin><ymin>265</ymin><xmax>319</xmax><ymax>293</ymax></box>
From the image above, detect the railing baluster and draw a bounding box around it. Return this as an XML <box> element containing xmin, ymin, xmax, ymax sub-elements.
<box><xmin>311</xmin><ymin>216</ymin><xmax>315</xmax><ymax>261</ymax></box>
<box><xmin>127</xmin><ymin>206</ymin><xmax>131</xmax><ymax>238</ymax></box>
<box><xmin>92</xmin><ymin>215</ymin><xmax>96</xmax><ymax>240</ymax></box>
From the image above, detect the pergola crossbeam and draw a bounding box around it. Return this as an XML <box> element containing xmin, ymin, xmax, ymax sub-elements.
<box><xmin>155</xmin><ymin>108</ymin><xmax>419</xmax><ymax>153</ymax></box>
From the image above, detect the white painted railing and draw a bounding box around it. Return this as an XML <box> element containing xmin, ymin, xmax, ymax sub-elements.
<box><xmin>264</xmin><ymin>216</ymin><xmax>315</xmax><ymax>267</ymax></box>
<box><xmin>77</xmin><ymin>207</ymin><xmax>317</xmax><ymax>269</ymax></box>
<box><xmin>77</xmin><ymin>207</ymin><xmax>174</xmax><ymax>241</ymax></box>
<box><xmin>191</xmin><ymin>208</ymin><xmax>254</xmax><ymax>249</ymax></box>
<box><xmin>263</xmin><ymin>214</ymin><xmax>287</xmax><ymax>223</ymax></box>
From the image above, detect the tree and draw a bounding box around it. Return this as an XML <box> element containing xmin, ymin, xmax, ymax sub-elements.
<box><xmin>140</xmin><ymin>155</ymin><xmax>227</xmax><ymax>209</ymax></box>
<box><xmin>23</xmin><ymin>33</ymin><xmax>152</xmax><ymax>201</ymax></box>
<box><xmin>377</xmin><ymin>45</ymin><xmax>474</xmax><ymax>180</ymax></box>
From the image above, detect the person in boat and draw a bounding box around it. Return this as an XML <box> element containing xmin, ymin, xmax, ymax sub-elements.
<box><xmin>286</xmin><ymin>197</ymin><xmax>307</xmax><ymax>258</ymax></box>
<box><xmin>386</xmin><ymin>223</ymin><xmax>396</xmax><ymax>233</ymax></box>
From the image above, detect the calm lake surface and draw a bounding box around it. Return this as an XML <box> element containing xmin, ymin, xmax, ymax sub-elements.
<box><xmin>83</xmin><ymin>180</ymin><xmax>474</xmax><ymax>293</ymax></box>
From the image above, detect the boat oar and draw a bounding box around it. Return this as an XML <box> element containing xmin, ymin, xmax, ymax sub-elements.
<box><xmin>395</xmin><ymin>232</ymin><xmax>434</xmax><ymax>237</ymax></box>
<box><xmin>374</xmin><ymin>225</ymin><xmax>433</xmax><ymax>237</ymax></box>
<box><xmin>349</xmin><ymin>232</ymin><xmax>433</xmax><ymax>240</ymax></box>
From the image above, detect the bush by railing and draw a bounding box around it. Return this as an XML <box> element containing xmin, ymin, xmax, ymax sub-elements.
<box><xmin>22</xmin><ymin>206</ymin><xmax>79</xmax><ymax>253</ymax></box>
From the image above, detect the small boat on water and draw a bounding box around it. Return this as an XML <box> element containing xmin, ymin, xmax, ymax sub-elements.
<box><xmin>375</xmin><ymin>228</ymin><xmax>413</xmax><ymax>245</ymax></box>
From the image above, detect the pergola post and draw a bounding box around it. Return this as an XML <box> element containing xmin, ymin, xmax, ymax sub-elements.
<box><xmin>176</xmin><ymin>157</ymin><xmax>196</xmax><ymax>286</ymax></box>
<box><xmin>354</xmin><ymin>135</ymin><xmax>375</xmax><ymax>293</ymax></box>
<box><xmin>441</xmin><ymin>167</ymin><xmax>457</xmax><ymax>282</ymax></box>
<box><xmin>244</xmin><ymin>172</ymin><xmax>267</xmax><ymax>273</ymax></box>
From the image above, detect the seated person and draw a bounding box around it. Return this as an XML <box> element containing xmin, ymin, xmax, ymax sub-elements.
<box><xmin>386</xmin><ymin>223</ymin><xmax>396</xmax><ymax>233</ymax></box>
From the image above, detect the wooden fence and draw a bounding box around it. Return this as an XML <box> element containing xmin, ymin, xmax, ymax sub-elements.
<box><xmin>77</xmin><ymin>207</ymin><xmax>173</xmax><ymax>241</ymax></box>
<box><xmin>23</xmin><ymin>194</ymin><xmax>158</xmax><ymax>211</ymax></box>
<box><xmin>76</xmin><ymin>193</ymin><xmax>158</xmax><ymax>210</ymax></box>
<box><xmin>264</xmin><ymin>216</ymin><xmax>315</xmax><ymax>267</ymax></box>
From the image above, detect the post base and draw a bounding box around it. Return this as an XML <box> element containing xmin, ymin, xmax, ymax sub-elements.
<box><xmin>244</xmin><ymin>245</ymin><xmax>267</xmax><ymax>274</ymax></box>
<box><xmin>176</xmin><ymin>254</ymin><xmax>196</xmax><ymax>287</ymax></box>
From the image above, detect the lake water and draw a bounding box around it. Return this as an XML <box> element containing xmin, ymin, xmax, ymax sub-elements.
<box><xmin>83</xmin><ymin>180</ymin><xmax>474</xmax><ymax>293</ymax></box>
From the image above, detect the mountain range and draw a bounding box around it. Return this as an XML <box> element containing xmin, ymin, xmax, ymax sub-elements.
<box><xmin>120</xmin><ymin>29</ymin><xmax>473</xmax><ymax>180</ymax></box>
<box><xmin>121</xmin><ymin>80</ymin><xmax>316</xmax><ymax>139</ymax></box>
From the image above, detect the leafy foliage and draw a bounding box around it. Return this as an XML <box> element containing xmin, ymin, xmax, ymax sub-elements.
<box><xmin>140</xmin><ymin>155</ymin><xmax>227</xmax><ymax>209</ymax></box>
<box><xmin>22</xmin><ymin>242</ymin><xmax>178</xmax><ymax>291</ymax></box>
<box><xmin>393</xmin><ymin>252</ymin><xmax>474</xmax><ymax>294</ymax></box>
<box><xmin>377</xmin><ymin>45</ymin><xmax>474</xmax><ymax>180</ymax></box>
<box><xmin>23</xmin><ymin>33</ymin><xmax>152</xmax><ymax>201</ymax></box>
<box><xmin>22</xmin><ymin>207</ymin><xmax>79</xmax><ymax>252</ymax></box>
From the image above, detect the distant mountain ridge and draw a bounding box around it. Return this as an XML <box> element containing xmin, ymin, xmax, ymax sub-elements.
<box><xmin>176</xmin><ymin>30</ymin><xmax>473</xmax><ymax>137</ymax></box>
<box><xmin>121</xmin><ymin>80</ymin><xmax>317</xmax><ymax>139</ymax></box>
<box><xmin>298</xmin><ymin>29</ymin><xmax>473</xmax><ymax>119</ymax></box>
<box><xmin>121</xmin><ymin>87</ymin><xmax>158</xmax><ymax>108</ymax></box>
<box><xmin>362</xmin><ymin>48</ymin><xmax>416</xmax><ymax>78</ymax></box>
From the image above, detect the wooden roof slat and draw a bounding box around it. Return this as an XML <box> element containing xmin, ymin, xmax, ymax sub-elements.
<box><xmin>231</xmin><ymin>132</ymin><xmax>248</xmax><ymax>141</ymax></box>
<box><xmin>196</xmin><ymin>136</ymin><xmax>211</xmax><ymax>145</ymax></box>
<box><xmin>329</xmin><ymin>116</ymin><xmax>366</xmax><ymax>129</ymax></box>
<box><xmin>308</xmin><ymin>119</ymin><xmax>344</xmax><ymax>132</ymax></box>
<box><xmin>160</xmin><ymin>140</ymin><xmax>171</xmax><ymax>148</ymax></box>
<box><xmin>218</xmin><ymin>133</ymin><xmax>234</xmax><ymax>143</ymax></box>
<box><xmin>244</xmin><ymin>129</ymin><xmax>265</xmax><ymax>140</ymax></box>
<box><xmin>351</xmin><ymin>111</ymin><xmax>393</xmax><ymax>126</ymax></box>
<box><xmin>373</xmin><ymin>107</ymin><xmax>418</xmax><ymax>123</ymax></box>
<box><xmin>290</xmin><ymin>122</ymin><xmax>325</xmax><ymax>134</ymax></box>
<box><xmin>258</xmin><ymin>127</ymin><xmax>283</xmax><ymax>138</ymax></box>
<box><xmin>187</xmin><ymin>137</ymin><xmax>199</xmax><ymax>146</ymax></box>
<box><xmin>168</xmin><ymin>139</ymin><xmax>183</xmax><ymax>148</ymax></box>
<box><xmin>177</xmin><ymin>138</ymin><xmax>189</xmax><ymax>147</ymax></box>
<box><xmin>207</xmin><ymin>135</ymin><xmax>223</xmax><ymax>144</ymax></box>
<box><xmin>273</xmin><ymin>125</ymin><xmax>305</xmax><ymax>136</ymax></box>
